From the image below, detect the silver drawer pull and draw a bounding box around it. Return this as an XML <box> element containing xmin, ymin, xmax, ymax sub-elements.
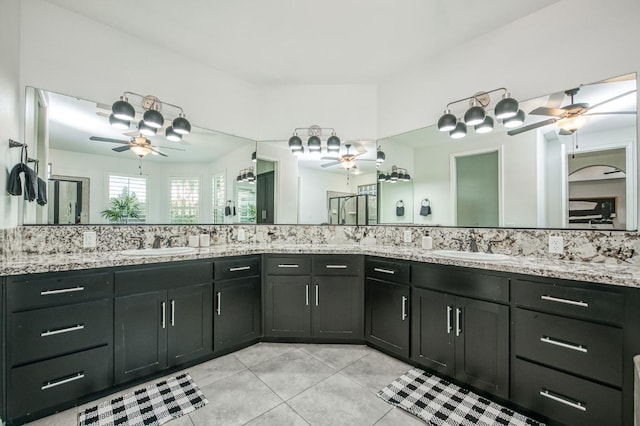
<box><xmin>455</xmin><ymin>308</ymin><xmax>462</xmax><ymax>337</ymax></box>
<box><xmin>161</xmin><ymin>302</ymin><xmax>166</xmax><ymax>329</ymax></box>
<box><xmin>41</xmin><ymin>372</ymin><xmax>85</xmax><ymax>390</ymax></box>
<box><xmin>305</xmin><ymin>284</ymin><xmax>309</xmax><ymax>306</ymax></box>
<box><xmin>278</xmin><ymin>264</ymin><xmax>299</xmax><ymax>268</ymax></box>
<box><xmin>540</xmin><ymin>336</ymin><xmax>588</xmax><ymax>353</ymax></box>
<box><xmin>540</xmin><ymin>294</ymin><xmax>589</xmax><ymax>308</ymax></box>
<box><xmin>326</xmin><ymin>265</ymin><xmax>347</xmax><ymax>269</ymax></box>
<box><xmin>41</xmin><ymin>324</ymin><xmax>85</xmax><ymax>337</ymax></box>
<box><xmin>217</xmin><ymin>292</ymin><xmax>222</xmax><ymax>316</ymax></box>
<box><xmin>539</xmin><ymin>389</ymin><xmax>587</xmax><ymax>412</ymax></box>
<box><xmin>229</xmin><ymin>266</ymin><xmax>251</xmax><ymax>272</ymax></box>
<box><xmin>401</xmin><ymin>296</ymin><xmax>408</xmax><ymax>320</ymax></box>
<box><xmin>374</xmin><ymin>268</ymin><xmax>395</xmax><ymax>275</ymax></box>
<box><xmin>40</xmin><ymin>286</ymin><xmax>85</xmax><ymax>296</ymax></box>
<box><xmin>446</xmin><ymin>306</ymin><xmax>453</xmax><ymax>334</ymax></box>
<box><xmin>170</xmin><ymin>300</ymin><xmax>175</xmax><ymax>326</ymax></box>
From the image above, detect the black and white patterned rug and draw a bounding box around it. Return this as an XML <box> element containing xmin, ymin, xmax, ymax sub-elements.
<box><xmin>378</xmin><ymin>368</ymin><xmax>544</xmax><ymax>426</ymax></box>
<box><xmin>78</xmin><ymin>373</ymin><xmax>208</xmax><ymax>426</ymax></box>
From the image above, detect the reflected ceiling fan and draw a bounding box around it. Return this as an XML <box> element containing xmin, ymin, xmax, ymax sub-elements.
<box><xmin>321</xmin><ymin>143</ymin><xmax>373</xmax><ymax>169</ymax></box>
<box><xmin>89</xmin><ymin>136</ymin><xmax>185</xmax><ymax>158</ymax></box>
<box><xmin>507</xmin><ymin>87</ymin><xmax>636</xmax><ymax>136</ymax></box>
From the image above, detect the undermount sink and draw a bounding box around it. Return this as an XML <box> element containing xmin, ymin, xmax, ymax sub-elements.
<box><xmin>431</xmin><ymin>250</ymin><xmax>510</xmax><ymax>262</ymax></box>
<box><xmin>120</xmin><ymin>247</ymin><xmax>196</xmax><ymax>257</ymax></box>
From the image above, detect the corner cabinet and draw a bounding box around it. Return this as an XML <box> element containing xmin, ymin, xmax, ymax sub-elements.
<box><xmin>114</xmin><ymin>260</ymin><xmax>213</xmax><ymax>384</ymax></box>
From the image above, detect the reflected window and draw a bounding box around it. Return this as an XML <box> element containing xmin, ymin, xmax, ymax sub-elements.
<box><xmin>170</xmin><ymin>178</ymin><xmax>200</xmax><ymax>224</ymax></box>
<box><xmin>237</xmin><ymin>185</ymin><xmax>256</xmax><ymax>223</ymax></box>
<box><xmin>107</xmin><ymin>174</ymin><xmax>147</xmax><ymax>223</ymax></box>
<box><xmin>212</xmin><ymin>173</ymin><xmax>225</xmax><ymax>223</ymax></box>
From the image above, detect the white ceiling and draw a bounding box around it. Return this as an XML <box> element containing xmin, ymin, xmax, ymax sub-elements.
<box><xmin>43</xmin><ymin>0</ymin><xmax>557</xmax><ymax>84</ymax></box>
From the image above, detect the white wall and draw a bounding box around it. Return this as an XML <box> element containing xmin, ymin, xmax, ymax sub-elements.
<box><xmin>377</xmin><ymin>0</ymin><xmax>640</xmax><ymax>138</ymax></box>
<box><xmin>298</xmin><ymin>167</ymin><xmax>353</xmax><ymax>224</ymax></box>
<box><xmin>0</xmin><ymin>0</ymin><xmax>22</xmax><ymax>229</ymax></box>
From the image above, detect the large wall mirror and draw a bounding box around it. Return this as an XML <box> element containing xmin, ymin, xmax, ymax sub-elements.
<box><xmin>21</xmin><ymin>88</ymin><xmax>258</xmax><ymax>225</ymax></box>
<box><xmin>377</xmin><ymin>72</ymin><xmax>638</xmax><ymax>230</ymax></box>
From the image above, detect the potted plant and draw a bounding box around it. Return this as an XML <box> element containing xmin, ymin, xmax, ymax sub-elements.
<box><xmin>101</xmin><ymin>188</ymin><xmax>142</xmax><ymax>224</ymax></box>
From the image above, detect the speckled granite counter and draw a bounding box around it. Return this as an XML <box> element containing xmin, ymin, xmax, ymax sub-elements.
<box><xmin>2</xmin><ymin>244</ymin><xmax>639</xmax><ymax>288</ymax></box>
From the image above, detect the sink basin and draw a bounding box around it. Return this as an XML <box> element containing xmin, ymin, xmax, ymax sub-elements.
<box><xmin>120</xmin><ymin>247</ymin><xmax>196</xmax><ymax>257</ymax></box>
<box><xmin>432</xmin><ymin>250</ymin><xmax>510</xmax><ymax>262</ymax></box>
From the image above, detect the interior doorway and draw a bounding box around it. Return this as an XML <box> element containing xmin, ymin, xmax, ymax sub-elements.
<box><xmin>256</xmin><ymin>159</ymin><xmax>276</xmax><ymax>224</ymax></box>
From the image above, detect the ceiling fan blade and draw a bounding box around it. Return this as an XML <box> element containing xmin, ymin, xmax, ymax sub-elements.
<box><xmin>350</xmin><ymin>142</ymin><xmax>367</xmax><ymax>154</ymax></box>
<box><xmin>558</xmin><ymin>128</ymin><xmax>574</xmax><ymax>136</ymax></box>
<box><xmin>546</xmin><ymin>91</ymin><xmax>566</xmax><ymax>108</ymax></box>
<box><xmin>356</xmin><ymin>159</ymin><xmax>377</xmax><ymax>162</ymax></box>
<box><xmin>583</xmin><ymin>111</ymin><xmax>637</xmax><ymax>116</ymax></box>
<box><xmin>585</xmin><ymin>89</ymin><xmax>637</xmax><ymax>112</ymax></box>
<box><xmin>154</xmin><ymin>145</ymin><xmax>186</xmax><ymax>151</ymax></box>
<box><xmin>507</xmin><ymin>118</ymin><xmax>558</xmax><ymax>136</ymax></box>
<box><xmin>529</xmin><ymin>106</ymin><xmax>567</xmax><ymax>117</ymax></box>
<box><xmin>321</xmin><ymin>161</ymin><xmax>340</xmax><ymax>168</ymax></box>
<box><xmin>149</xmin><ymin>147</ymin><xmax>168</xmax><ymax>157</ymax></box>
<box><xmin>112</xmin><ymin>145</ymin><xmax>131</xmax><ymax>152</ymax></box>
<box><xmin>90</xmin><ymin>136</ymin><xmax>129</xmax><ymax>144</ymax></box>
<box><xmin>321</xmin><ymin>156</ymin><xmax>340</xmax><ymax>160</ymax></box>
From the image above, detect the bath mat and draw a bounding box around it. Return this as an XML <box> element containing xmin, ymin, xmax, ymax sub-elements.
<box><xmin>378</xmin><ymin>368</ymin><xmax>544</xmax><ymax>426</ymax></box>
<box><xmin>78</xmin><ymin>373</ymin><xmax>208</xmax><ymax>426</ymax></box>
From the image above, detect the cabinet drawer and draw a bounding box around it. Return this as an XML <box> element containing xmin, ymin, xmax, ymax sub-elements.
<box><xmin>412</xmin><ymin>263</ymin><xmax>509</xmax><ymax>303</ymax></box>
<box><xmin>7</xmin><ymin>271</ymin><xmax>113</xmax><ymax>312</ymax></box>
<box><xmin>264</xmin><ymin>256</ymin><xmax>311</xmax><ymax>275</ymax></box>
<box><xmin>115</xmin><ymin>261</ymin><xmax>212</xmax><ymax>294</ymax></box>
<box><xmin>215</xmin><ymin>256</ymin><xmax>261</xmax><ymax>280</ymax></box>
<box><xmin>9</xmin><ymin>298</ymin><xmax>113</xmax><ymax>367</ymax></box>
<box><xmin>8</xmin><ymin>345</ymin><xmax>112</xmax><ymax>419</ymax></box>
<box><xmin>512</xmin><ymin>279</ymin><xmax>623</xmax><ymax>325</ymax></box>
<box><xmin>512</xmin><ymin>358</ymin><xmax>621</xmax><ymax>426</ymax></box>
<box><xmin>515</xmin><ymin>308</ymin><xmax>622</xmax><ymax>387</ymax></box>
<box><xmin>365</xmin><ymin>258</ymin><xmax>410</xmax><ymax>284</ymax></box>
<box><xmin>313</xmin><ymin>255</ymin><xmax>362</xmax><ymax>276</ymax></box>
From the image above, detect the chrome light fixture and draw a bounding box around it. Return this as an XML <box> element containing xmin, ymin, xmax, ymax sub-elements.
<box><xmin>138</xmin><ymin>121</ymin><xmax>157</xmax><ymax>137</ymax></box>
<box><xmin>111</xmin><ymin>96</ymin><xmax>135</xmax><ymax>121</ymax></box>
<box><xmin>287</xmin><ymin>125</ymin><xmax>341</xmax><ymax>154</ymax></box>
<box><xmin>236</xmin><ymin>166</ymin><xmax>255</xmax><ymax>184</ymax></box>
<box><xmin>308</xmin><ymin>135</ymin><xmax>321</xmax><ymax>153</ymax></box>
<box><xmin>503</xmin><ymin>109</ymin><xmax>526</xmax><ymax>128</ymax></box>
<box><xmin>378</xmin><ymin>165</ymin><xmax>410</xmax><ymax>183</ymax></box>
<box><xmin>437</xmin><ymin>88</ymin><xmax>524</xmax><ymax>138</ymax></box>
<box><xmin>109</xmin><ymin>114</ymin><xmax>130</xmax><ymax>130</ymax></box>
<box><xmin>165</xmin><ymin>127</ymin><xmax>182</xmax><ymax>142</ymax></box>
<box><xmin>327</xmin><ymin>132</ymin><xmax>341</xmax><ymax>153</ymax></box>
<box><xmin>376</xmin><ymin>147</ymin><xmax>386</xmax><ymax>164</ymax></box>
<box><xmin>378</xmin><ymin>172</ymin><xmax>387</xmax><ymax>182</ymax></box>
<box><xmin>143</xmin><ymin>108</ymin><xmax>164</xmax><ymax>129</ymax></box>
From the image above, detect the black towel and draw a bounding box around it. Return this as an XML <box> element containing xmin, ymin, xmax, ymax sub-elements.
<box><xmin>7</xmin><ymin>163</ymin><xmax>38</xmax><ymax>201</ymax></box>
<box><xmin>37</xmin><ymin>177</ymin><xmax>47</xmax><ymax>206</ymax></box>
<box><xmin>7</xmin><ymin>163</ymin><xmax>24</xmax><ymax>196</ymax></box>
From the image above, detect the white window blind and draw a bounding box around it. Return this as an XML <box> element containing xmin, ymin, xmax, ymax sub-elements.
<box><xmin>237</xmin><ymin>185</ymin><xmax>256</xmax><ymax>223</ymax></box>
<box><xmin>170</xmin><ymin>178</ymin><xmax>200</xmax><ymax>224</ymax></box>
<box><xmin>212</xmin><ymin>173</ymin><xmax>225</xmax><ymax>223</ymax></box>
<box><xmin>107</xmin><ymin>174</ymin><xmax>147</xmax><ymax>223</ymax></box>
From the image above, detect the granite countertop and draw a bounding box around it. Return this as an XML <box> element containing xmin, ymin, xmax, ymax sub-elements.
<box><xmin>2</xmin><ymin>243</ymin><xmax>638</xmax><ymax>288</ymax></box>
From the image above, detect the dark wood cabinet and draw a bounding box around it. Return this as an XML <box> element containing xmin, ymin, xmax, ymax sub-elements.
<box><xmin>365</xmin><ymin>278</ymin><xmax>410</xmax><ymax>358</ymax></box>
<box><xmin>168</xmin><ymin>284</ymin><xmax>213</xmax><ymax>365</ymax></box>
<box><xmin>264</xmin><ymin>275</ymin><xmax>311</xmax><ymax>337</ymax></box>
<box><xmin>214</xmin><ymin>271</ymin><xmax>261</xmax><ymax>353</ymax></box>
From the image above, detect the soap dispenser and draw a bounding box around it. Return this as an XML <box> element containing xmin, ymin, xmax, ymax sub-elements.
<box><xmin>421</xmin><ymin>230</ymin><xmax>433</xmax><ymax>250</ymax></box>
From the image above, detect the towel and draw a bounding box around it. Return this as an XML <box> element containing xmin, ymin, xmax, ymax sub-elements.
<box><xmin>7</xmin><ymin>163</ymin><xmax>38</xmax><ymax>201</ymax></box>
<box><xmin>37</xmin><ymin>177</ymin><xmax>47</xmax><ymax>206</ymax></box>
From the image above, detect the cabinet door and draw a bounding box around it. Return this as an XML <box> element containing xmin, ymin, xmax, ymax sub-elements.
<box><xmin>214</xmin><ymin>277</ymin><xmax>261</xmax><ymax>353</ymax></box>
<box><xmin>114</xmin><ymin>292</ymin><xmax>167</xmax><ymax>384</ymax></box>
<box><xmin>264</xmin><ymin>275</ymin><xmax>311</xmax><ymax>338</ymax></box>
<box><xmin>365</xmin><ymin>278</ymin><xmax>409</xmax><ymax>358</ymax></box>
<box><xmin>454</xmin><ymin>296</ymin><xmax>509</xmax><ymax>398</ymax></box>
<box><xmin>168</xmin><ymin>284</ymin><xmax>213</xmax><ymax>367</ymax></box>
<box><xmin>312</xmin><ymin>275</ymin><xmax>363</xmax><ymax>339</ymax></box>
<box><xmin>411</xmin><ymin>288</ymin><xmax>455</xmax><ymax>376</ymax></box>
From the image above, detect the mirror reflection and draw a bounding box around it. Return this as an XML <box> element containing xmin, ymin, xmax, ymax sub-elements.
<box><xmin>22</xmin><ymin>88</ymin><xmax>257</xmax><ymax>225</ymax></box>
<box><xmin>377</xmin><ymin>72</ymin><xmax>637</xmax><ymax>230</ymax></box>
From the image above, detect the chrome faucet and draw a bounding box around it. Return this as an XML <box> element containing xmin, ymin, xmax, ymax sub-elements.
<box><xmin>152</xmin><ymin>235</ymin><xmax>163</xmax><ymax>249</ymax></box>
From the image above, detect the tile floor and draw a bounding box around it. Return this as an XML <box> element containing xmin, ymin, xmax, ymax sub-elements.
<box><xmin>26</xmin><ymin>343</ymin><xmax>425</xmax><ymax>425</ymax></box>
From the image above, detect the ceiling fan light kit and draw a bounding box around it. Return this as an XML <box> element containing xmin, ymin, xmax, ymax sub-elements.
<box><xmin>437</xmin><ymin>88</ymin><xmax>524</xmax><ymax>138</ymax></box>
<box><xmin>130</xmin><ymin>144</ymin><xmax>152</xmax><ymax>158</ymax></box>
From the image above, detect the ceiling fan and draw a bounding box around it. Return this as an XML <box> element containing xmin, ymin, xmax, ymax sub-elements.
<box><xmin>507</xmin><ymin>87</ymin><xmax>636</xmax><ymax>136</ymax></box>
<box><xmin>321</xmin><ymin>143</ymin><xmax>372</xmax><ymax>169</ymax></box>
<box><xmin>89</xmin><ymin>136</ymin><xmax>185</xmax><ymax>158</ymax></box>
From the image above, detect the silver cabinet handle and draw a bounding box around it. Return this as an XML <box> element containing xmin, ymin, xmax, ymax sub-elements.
<box><xmin>455</xmin><ymin>308</ymin><xmax>462</xmax><ymax>336</ymax></box>
<box><xmin>161</xmin><ymin>302</ymin><xmax>166</xmax><ymax>329</ymax></box>
<box><xmin>229</xmin><ymin>266</ymin><xmax>251</xmax><ymax>272</ymax></box>
<box><xmin>305</xmin><ymin>284</ymin><xmax>309</xmax><ymax>306</ymax></box>
<box><xmin>541</xmin><ymin>294</ymin><xmax>588</xmax><ymax>308</ymax></box>
<box><xmin>446</xmin><ymin>306</ymin><xmax>453</xmax><ymax>334</ymax></box>
<box><xmin>41</xmin><ymin>324</ymin><xmax>85</xmax><ymax>337</ymax></box>
<box><xmin>170</xmin><ymin>300</ymin><xmax>175</xmax><ymax>326</ymax></box>
<box><xmin>315</xmin><ymin>284</ymin><xmax>319</xmax><ymax>306</ymax></box>
<box><xmin>401</xmin><ymin>296</ymin><xmax>408</xmax><ymax>320</ymax></box>
<box><xmin>540</xmin><ymin>336</ymin><xmax>588</xmax><ymax>353</ymax></box>
<box><xmin>278</xmin><ymin>264</ymin><xmax>299</xmax><ymax>268</ymax></box>
<box><xmin>374</xmin><ymin>267</ymin><xmax>395</xmax><ymax>275</ymax></box>
<box><xmin>326</xmin><ymin>265</ymin><xmax>347</xmax><ymax>269</ymax></box>
<box><xmin>41</xmin><ymin>372</ymin><xmax>85</xmax><ymax>390</ymax></box>
<box><xmin>217</xmin><ymin>291</ymin><xmax>222</xmax><ymax>316</ymax></box>
<box><xmin>539</xmin><ymin>389</ymin><xmax>587</xmax><ymax>412</ymax></box>
<box><xmin>41</xmin><ymin>286</ymin><xmax>84</xmax><ymax>296</ymax></box>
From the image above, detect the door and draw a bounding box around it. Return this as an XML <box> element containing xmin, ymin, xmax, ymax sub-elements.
<box><xmin>454</xmin><ymin>296</ymin><xmax>509</xmax><ymax>398</ymax></box>
<box><xmin>365</xmin><ymin>279</ymin><xmax>410</xmax><ymax>358</ymax></box>
<box><xmin>114</xmin><ymin>291</ymin><xmax>167</xmax><ymax>384</ymax></box>
<box><xmin>264</xmin><ymin>275</ymin><xmax>311</xmax><ymax>337</ymax></box>
<box><xmin>214</xmin><ymin>277</ymin><xmax>261</xmax><ymax>352</ymax></box>
<box><xmin>454</xmin><ymin>150</ymin><xmax>500</xmax><ymax>227</ymax></box>
<box><xmin>167</xmin><ymin>284</ymin><xmax>213</xmax><ymax>367</ymax></box>
<box><xmin>257</xmin><ymin>170</ymin><xmax>275</xmax><ymax>224</ymax></box>
<box><xmin>411</xmin><ymin>288</ymin><xmax>455</xmax><ymax>376</ymax></box>
<box><xmin>313</xmin><ymin>276</ymin><xmax>363</xmax><ymax>339</ymax></box>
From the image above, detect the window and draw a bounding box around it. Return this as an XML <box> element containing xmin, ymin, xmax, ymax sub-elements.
<box><xmin>170</xmin><ymin>178</ymin><xmax>200</xmax><ymax>224</ymax></box>
<box><xmin>236</xmin><ymin>184</ymin><xmax>256</xmax><ymax>223</ymax></box>
<box><xmin>107</xmin><ymin>174</ymin><xmax>147</xmax><ymax>223</ymax></box>
<box><xmin>212</xmin><ymin>173</ymin><xmax>225</xmax><ymax>223</ymax></box>
<box><xmin>358</xmin><ymin>183</ymin><xmax>377</xmax><ymax>195</ymax></box>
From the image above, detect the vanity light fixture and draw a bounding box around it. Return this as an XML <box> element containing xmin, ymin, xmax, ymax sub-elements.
<box><xmin>437</xmin><ymin>88</ymin><xmax>524</xmax><ymax>138</ymax></box>
<box><xmin>308</xmin><ymin>135</ymin><xmax>322</xmax><ymax>153</ymax></box>
<box><xmin>138</xmin><ymin>121</ymin><xmax>157</xmax><ymax>137</ymax></box>
<box><xmin>236</xmin><ymin>166</ymin><xmax>256</xmax><ymax>184</ymax></box>
<box><xmin>379</xmin><ymin>165</ymin><xmax>410</xmax><ymax>183</ymax></box>
<box><xmin>287</xmin><ymin>125</ymin><xmax>341</xmax><ymax>154</ymax></box>
<box><xmin>109</xmin><ymin>114</ymin><xmax>130</xmax><ymax>130</ymax></box>
<box><xmin>251</xmin><ymin>150</ymin><xmax>257</xmax><ymax>163</ymax></box>
<box><xmin>376</xmin><ymin>147</ymin><xmax>386</xmax><ymax>164</ymax></box>
<box><xmin>165</xmin><ymin>126</ymin><xmax>182</xmax><ymax>142</ymax></box>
